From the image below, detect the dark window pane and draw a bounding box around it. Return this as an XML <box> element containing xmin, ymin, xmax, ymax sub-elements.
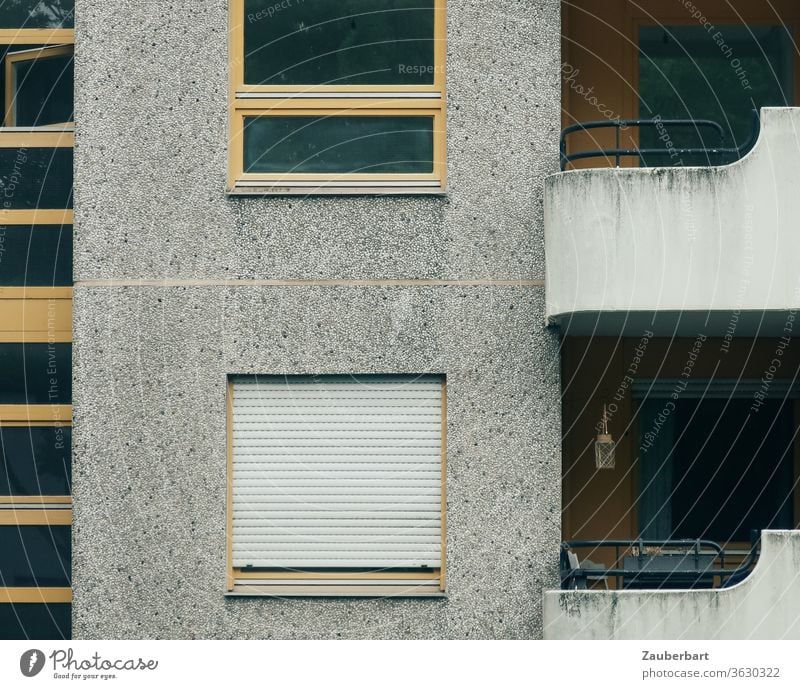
<box><xmin>0</xmin><ymin>426</ymin><xmax>71</xmax><ymax>496</ymax></box>
<box><xmin>0</xmin><ymin>148</ymin><xmax>72</xmax><ymax>209</ymax></box>
<box><xmin>0</xmin><ymin>1</ymin><xmax>74</xmax><ymax>29</ymax></box>
<box><xmin>244</xmin><ymin>115</ymin><xmax>434</xmax><ymax>174</ymax></box>
<box><xmin>0</xmin><ymin>45</ymin><xmax>40</xmax><ymax>106</ymax></box>
<box><xmin>11</xmin><ymin>52</ymin><xmax>74</xmax><ymax>126</ymax></box>
<box><xmin>669</xmin><ymin>400</ymin><xmax>793</xmax><ymax>542</ymax></box>
<box><xmin>244</xmin><ymin>0</ymin><xmax>435</xmax><ymax>86</ymax></box>
<box><xmin>639</xmin><ymin>25</ymin><xmax>792</xmax><ymax>167</ymax></box>
<box><xmin>0</xmin><ymin>225</ymin><xmax>72</xmax><ymax>286</ymax></box>
<box><xmin>0</xmin><ymin>603</ymin><xmax>70</xmax><ymax>640</ymax></box>
<box><xmin>0</xmin><ymin>343</ymin><xmax>71</xmax><ymax>404</ymax></box>
<box><xmin>0</xmin><ymin>525</ymin><xmax>70</xmax><ymax>586</ymax></box>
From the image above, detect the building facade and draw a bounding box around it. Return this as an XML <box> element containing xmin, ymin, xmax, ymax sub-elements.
<box><xmin>70</xmin><ymin>0</ymin><xmax>563</xmax><ymax>639</ymax></box>
<box><xmin>3</xmin><ymin>0</ymin><xmax>800</xmax><ymax>641</ymax></box>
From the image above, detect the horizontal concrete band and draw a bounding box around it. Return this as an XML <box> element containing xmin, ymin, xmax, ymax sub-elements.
<box><xmin>75</xmin><ymin>279</ymin><xmax>545</xmax><ymax>287</ymax></box>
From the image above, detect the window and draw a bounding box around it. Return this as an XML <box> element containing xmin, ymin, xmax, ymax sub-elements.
<box><xmin>0</xmin><ymin>346</ymin><xmax>72</xmax><ymax>638</ymax></box>
<box><xmin>0</xmin><ymin>524</ymin><xmax>70</xmax><ymax>587</ymax></box>
<box><xmin>5</xmin><ymin>44</ymin><xmax>74</xmax><ymax>127</ymax></box>
<box><xmin>0</xmin><ymin>0</ymin><xmax>73</xmax><ymax>640</ymax></box>
<box><xmin>0</xmin><ymin>426</ymin><xmax>71</xmax><ymax>496</ymax></box>
<box><xmin>227</xmin><ymin>374</ymin><xmax>446</xmax><ymax>596</ymax></box>
<box><xmin>228</xmin><ymin>0</ymin><xmax>446</xmax><ymax>194</ymax></box>
<box><xmin>0</xmin><ymin>602</ymin><xmax>70</xmax><ymax>640</ymax></box>
<box><xmin>637</xmin><ymin>382</ymin><xmax>795</xmax><ymax>543</ymax></box>
<box><xmin>639</xmin><ymin>25</ymin><xmax>793</xmax><ymax>166</ymax></box>
<box><xmin>0</xmin><ymin>343</ymin><xmax>72</xmax><ymax>404</ymax></box>
<box><xmin>0</xmin><ymin>225</ymin><xmax>71</xmax><ymax>286</ymax></box>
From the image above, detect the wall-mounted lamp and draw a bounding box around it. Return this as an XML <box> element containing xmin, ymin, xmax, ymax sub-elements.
<box><xmin>594</xmin><ymin>403</ymin><xmax>616</xmax><ymax>470</ymax></box>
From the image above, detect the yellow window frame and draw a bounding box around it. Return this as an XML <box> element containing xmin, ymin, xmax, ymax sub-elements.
<box><xmin>0</xmin><ymin>26</ymin><xmax>74</xmax><ymax>612</ymax></box>
<box><xmin>4</xmin><ymin>44</ymin><xmax>74</xmax><ymax>127</ymax></box>
<box><xmin>0</xmin><ymin>510</ymin><xmax>72</xmax><ymax>605</ymax></box>
<box><xmin>0</xmin><ymin>418</ymin><xmax>72</xmax><ymax>507</ymax></box>
<box><xmin>228</xmin><ymin>0</ymin><xmax>447</xmax><ymax>193</ymax></box>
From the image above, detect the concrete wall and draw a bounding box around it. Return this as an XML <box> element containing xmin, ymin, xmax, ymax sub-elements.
<box><xmin>71</xmin><ymin>1</ymin><xmax>563</xmax><ymax>638</ymax></box>
<box><xmin>545</xmin><ymin>108</ymin><xmax>800</xmax><ymax>335</ymax></box>
<box><xmin>544</xmin><ymin>531</ymin><xmax>800</xmax><ymax>640</ymax></box>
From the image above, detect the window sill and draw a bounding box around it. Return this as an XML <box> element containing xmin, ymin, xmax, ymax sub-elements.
<box><xmin>227</xmin><ymin>183</ymin><xmax>446</xmax><ymax>197</ymax></box>
<box><xmin>227</xmin><ymin>583</ymin><xmax>446</xmax><ymax>598</ymax></box>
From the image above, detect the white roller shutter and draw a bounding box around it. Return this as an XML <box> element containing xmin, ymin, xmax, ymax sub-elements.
<box><xmin>231</xmin><ymin>375</ymin><xmax>444</xmax><ymax>569</ymax></box>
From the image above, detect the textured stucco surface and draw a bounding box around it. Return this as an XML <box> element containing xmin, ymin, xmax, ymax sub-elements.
<box><xmin>72</xmin><ymin>285</ymin><xmax>561</xmax><ymax>639</ymax></box>
<box><xmin>73</xmin><ymin>1</ymin><xmax>561</xmax><ymax>281</ymax></box>
<box><xmin>72</xmin><ymin>0</ymin><xmax>563</xmax><ymax>639</ymax></box>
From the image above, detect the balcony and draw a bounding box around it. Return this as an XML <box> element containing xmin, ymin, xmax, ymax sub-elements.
<box><xmin>545</xmin><ymin>107</ymin><xmax>800</xmax><ymax>336</ymax></box>
<box><xmin>544</xmin><ymin>530</ymin><xmax>800</xmax><ymax>640</ymax></box>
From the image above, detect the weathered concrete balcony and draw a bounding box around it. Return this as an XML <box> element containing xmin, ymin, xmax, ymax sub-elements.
<box><xmin>544</xmin><ymin>531</ymin><xmax>800</xmax><ymax>640</ymax></box>
<box><xmin>545</xmin><ymin>108</ymin><xmax>800</xmax><ymax>336</ymax></box>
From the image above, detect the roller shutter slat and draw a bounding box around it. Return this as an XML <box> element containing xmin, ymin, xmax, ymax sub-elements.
<box><xmin>236</xmin><ymin>500</ymin><xmax>440</xmax><ymax>508</ymax></box>
<box><xmin>234</xmin><ymin>526</ymin><xmax>441</xmax><ymax>535</ymax></box>
<box><xmin>233</xmin><ymin>432</ymin><xmax>441</xmax><ymax>444</ymax></box>
<box><xmin>235</xmin><ymin>492</ymin><xmax>440</xmax><ymax>499</ymax></box>
<box><xmin>234</xmin><ymin>480</ymin><xmax>441</xmax><ymax>489</ymax></box>
<box><xmin>233</xmin><ymin>449</ymin><xmax>438</xmax><ymax>457</ymax></box>
<box><xmin>234</xmin><ymin>518</ymin><xmax>442</xmax><ymax>528</ymax></box>
<box><xmin>234</xmin><ymin>390</ymin><xmax>442</xmax><ymax>399</ymax></box>
<box><xmin>233</xmin><ymin>550</ymin><xmax>441</xmax><ymax>559</ymax></box>
<box><xmin>234</xmin><ymin>470</ymin><xmax>439</xmax><ymax>479</ymax></box>
<box><xmin>234</xmin><ymin>535</ymin><xmax>441</xmax><ymax>544</ymax></box>
<box><xmin>233</xmin><ymin>407</ymin><xmax>441</xmax><ymax>422</ymax></box>
<box><xmin>233</xmin><ymin>560</ymin><xmax>440</xmax><ymax>568</ymax></box>
<box><xmin>234</xmin><ymin>380</ymin><xmax>440</xmax><ymax>391</ymax></box>
<box><xmin>234</xmin><ymin>480</ymin><xmax>440</xmax><ymax>487</ymax></box>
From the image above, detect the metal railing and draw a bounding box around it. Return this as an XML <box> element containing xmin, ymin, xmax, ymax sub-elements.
<box><xmin>560</xmin><ymin>532</ymin><xmax>761</xmax><ymax>590</ymax></box>
<box><xmin>559</xmin><ymin>111</ymin><xmax>761</xmax><ymax>171</ymax></box>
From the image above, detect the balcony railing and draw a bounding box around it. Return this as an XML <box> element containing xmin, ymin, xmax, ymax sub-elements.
<box><xmin>560</xmin><ymin>534</ymin><xmax>761</xmax><ymax>591</ymax></box>
<box><xmin>559</xmin><ymin>111</ymin><xmax>760</xmax><ymax>171</ymax></box>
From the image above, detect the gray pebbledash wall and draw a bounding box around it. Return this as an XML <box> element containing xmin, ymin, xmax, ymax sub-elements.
<box><xmin>71</xmin><ymin>0</ymin><xmax>563</xmax><ymax>638</ymax></box>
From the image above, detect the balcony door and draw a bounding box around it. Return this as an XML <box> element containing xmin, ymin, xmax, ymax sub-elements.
<box><xmin>638</xmin><ymin>24</ymin><xmax>794</xmax><ymax>166</ymax></box>
<box><xmin>637</xmin><ymin>384</ymin><xmax>795</xmax><ymax>545</ymax></box>
<box><xmin>563</xmin><ymin>0</ymin><xmax>800</xmax><ymax>168</ymax></box>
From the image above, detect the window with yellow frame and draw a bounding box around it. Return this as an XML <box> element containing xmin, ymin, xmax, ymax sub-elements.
<box><xmin>228</xmin><ymin>0</ymin><xmax>446</xmax><ymax>194</ymax></box>
<box><xmin>0</xmin><ymin>0</ymin><xmax>74</xmax><ymax>640</ymax></box>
